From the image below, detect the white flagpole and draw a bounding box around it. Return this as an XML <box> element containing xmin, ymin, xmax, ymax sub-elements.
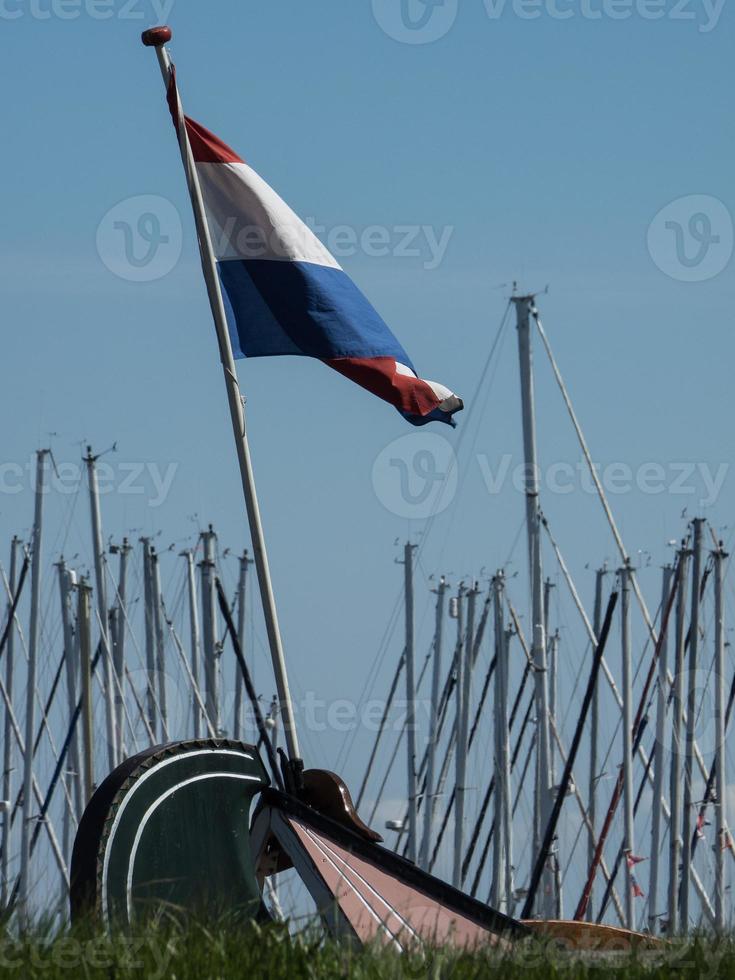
<box><xmin>141</xmin><ymin>26</ymin><xmax>301</xmax><ymax>768</ymax></box>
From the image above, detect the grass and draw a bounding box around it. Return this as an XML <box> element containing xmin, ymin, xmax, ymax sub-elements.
<box><xmin>0</xmin><ymin>918</ymin><xmax>732</xmax><ymax>978</ymax></box>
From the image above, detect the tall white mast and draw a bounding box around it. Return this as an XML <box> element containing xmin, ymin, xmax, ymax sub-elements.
<box><xmin>151</xmin><ymin>548</ymin><xmax>169</xmax><ymax>742</ymax></box>
<box><xmin>620</xmin><ymin>562</ymin><xmax>635</xmax><ymax>930</ymax></box>
<box><xmin>454</xmin><ymin>582</ymin><xmax>475</xmax><ymax>888</ymax></box>
<box><xmin>501</xmin><ymin>623</ymin><xmax>515</xmax><ymax>912</ymax></box>
<box><xmin>233</xmin><ymin>550</ymin><xmax>251</xmax><ymax>740</ymax></box>
<box><xmin>491</xmin><ymin>573</ymin><xmax>506</xmax><ymax>909</ymax></box>
<box><xmin>182</xmin><ymin>549</ymin><xmax>202</xmax><ymax>738</ymax></box>
<box><xmin>448</xmin><ymin>583</ymin><xmax>465</xmax><ymax>883</ymax></box>
<box><xmin>77</xmin><ymin>579</ymin><xmax>95</xmax><ymax>805</ymax></box>
<box><xmin>713</xmin><ymin>541</ymin><xmax>727</xmax><ymax>932</ymax></box>
<box><xmin>680</xmin><ymin>518</ymin><xmax>704</xmax><ymax>929</ymax></box>
<box><xmin>112</xmin><ymin>538</ymin><xmax>131</xmax><ymax>759</ymax></box>
<box><xmin>513</xmin><ymin>294</ymin><xmax>553</xmax><ymax>914</ymax></box>
<box><xmin>1</xmin><ymin>537</ymin><xmax>19</xmax><ymax>905</ymax></box>
<box><xmin>587</xmin><ymin>565</ymin><xmax>606</xmax><ymax>921</ymax></box>
<box><xmin>402</xmin><ymin>541</ymin><xmax>418</xmax><ymax>865</ymax></box>
<box><xmin>57</xmin><ymin>558</ymin><xmax>81</xmax><ymax>859</ymax></box>
<box><xmin>18</xmin><ymin>450</ymin><xmax>47</xmax><ymax>922</ymax></box>
<box><xmin>667</xmin><ymin>544</ymin><xmax>690</xmax><ymax>934</ymax></box>
<box><xmin>200</xmin><ymin>527</ymin><xmax>220</xmax><ymax>736</ymax></box>
<box><xmin>420</xmin><ymin>575</ymin><xmax>447</xmax><ymax>870</ymax></box>
<box><xmin>84</xmin><ymin>447</ymin><xmax>118</xmax><ymax>769</ymax></box>
<box><xmin>142</xmin><ymin>28</ymin><xmax>300</xmax><ymax>767</ymax></box>
<box><xmin>648</xmin><ymin>563</ymin><xmax>673</xmax><ymax>934</ymax></box>
<box><xmin>140</xmin><ymin>538</ymin><xmax>157</xmax><ymax>741</ymax></box>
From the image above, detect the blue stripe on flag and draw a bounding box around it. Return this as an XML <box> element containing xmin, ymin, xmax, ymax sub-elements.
<box><xmin>217</xmin><ymin>258</ymin><xmax>413</xmax><ymax>366</ymax></box>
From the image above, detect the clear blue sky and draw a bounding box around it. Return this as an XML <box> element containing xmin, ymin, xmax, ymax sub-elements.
<box><xmin>1</xmin><ymin>1</ymin><xmax>733</xmax><ymax>861</ymax></box>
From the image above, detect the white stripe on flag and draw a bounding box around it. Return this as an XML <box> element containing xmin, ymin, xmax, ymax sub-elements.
<box><xmin>197</xmin><ymin>161</ymin><xmax>341</xmax><ymax>268</ymax></box>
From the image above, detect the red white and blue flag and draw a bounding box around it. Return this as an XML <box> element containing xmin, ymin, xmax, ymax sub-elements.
<box><xmin>167</xmin><ymin>73</ymin><xmax>463</xmax><ymax>427</ymax></box>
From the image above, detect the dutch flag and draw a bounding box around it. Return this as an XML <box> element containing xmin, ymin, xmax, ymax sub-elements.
<box><xmin>167</xmin><ymin>72</ymin><xmax>463</xmax><ymax>427</ymax></box>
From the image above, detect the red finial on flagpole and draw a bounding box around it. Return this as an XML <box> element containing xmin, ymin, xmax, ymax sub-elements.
<box><xmin>141</xmin><ymin>26</ymin><xmax>172</xmax><ymax>47</ymax></box>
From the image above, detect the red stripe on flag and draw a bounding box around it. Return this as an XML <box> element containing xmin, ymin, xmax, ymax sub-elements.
<box><xmin>326</xmin><ymin>357</ymin><xmax>442</xmax><ymax>419</ymax></box>
<box><xmin>184</xmin><ymin>116</ymin><xmax>243</xmax><ymax>164</ymax></box>
<box><xmin>166</xmin><ymin>66</ymin><xmax>243</xmax><ymax>164</ymax></box>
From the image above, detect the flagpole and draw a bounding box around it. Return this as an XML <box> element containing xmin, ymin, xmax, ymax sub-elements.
<box><xmin>141</xmin><ymin>26</ymin><xmax>301</xmax><ymax>769</ymax></box>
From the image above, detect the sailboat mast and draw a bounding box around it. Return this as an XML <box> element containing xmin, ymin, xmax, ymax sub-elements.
<box><xmin>667</xmin><ymin>543</ymin><xmax>690</xmax><ymax>934</ymax></box>
<box><xmin>57</xmin><ymin>559</ymin><xmax>80</xmax><ymax>858</ymax></box>
<box><xmin>18</xmin><ymin>450</ymin><xmax>47</xmax><ymax>923</ymax></box>
<box><xmin>490</xmin><ymin>573</ymin><xmax>506</xmax><ymax>909</ymax></box>
<box><xmin>182</xmin><ymin>549</ymin><xmax>202</xmax><ymax>738</ymax></box>
<box><xmin>680</xmin><ymin>518</ymin><xmax>704</xmax><ymax>928</ymax></box>
<box><xmin>454</xmin><ymin>582</ymin><xmax>476</xmax><ymax>887</ymax></box>
<box><xmin>620</xmin><ymin>562</ymin><xmax>635</xmax><ymax>930</ymax></box>
<box><xmin>587</xmin><ymin>565</ymin><xmax>606</xmax><ymax>920</ymax></box>
<box><xmin>85</xmin><ymin>447</ymin><xmax>118</xmax><ymax>769</ymax></box>
<box><xmin>420</xmin><ymin>576</ymin><xmax>447</xmax><ymax>870</ymax></box>
<box><xmin>501</xmin><ymin>623</ymin><xmax>515</xmax><ymax>912</ymax></box>
<box><xmin>113</xmin><ymin>538</ymin><xmax>131</xmax><ymax>761</ymax></box>
<box><xmin>77</xmin><ymin>578</ymin><xmax>95</xmax><ymax>806</ymax></box>
<box><xmin>513</xmin><ymin>295</ymin><xmax>553</xmax><ymax>914</ymax></box>
<box><xmin>403</xmin><ymin>541</ymin><xmax>418</xmax><ymax>865</ymax></box>
<box><xmin>151</xmin><ymin>548</ymin><xmax>169</xmax><ymax>741</ymax></box>
<box><xmin>0</xmin><ymin>537</ymin><xmax>19</xmax><ymax>905</ymax></box>
<box><xmin>233</xmin><ymin>551</ymin><xmax>251</xmax><ymax>740</ymax></box>
<box><xmin>140</xmin><ymin>538</ymin><xmax>157</xmax><ymax>741</ymax></box>
<box><xmin>648</xmin><ymin>563</ymin><xmax>673</xmax><ymax>934</ymax></box>
<box><xmin>451</xmin><ymin>583</ymin><xmax>466</xmax><ymax>885</ymax></box>
<box><xmin>200</xmin><ymin>528</ymin><xmax>220</xmax><ymax>736</ymax></box>
<box><xmin>713</xmin><ymin>541</ymin><xmax>727</xmax><ymax>932</ymax></box>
